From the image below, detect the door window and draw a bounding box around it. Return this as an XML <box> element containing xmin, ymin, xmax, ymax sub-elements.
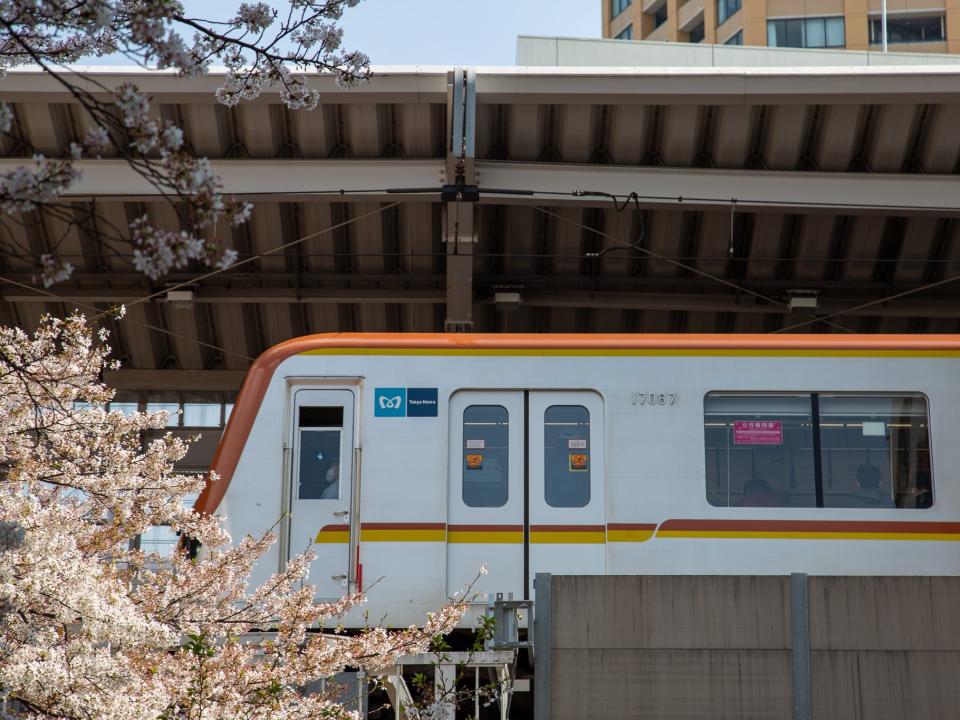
<box><xmin>544</xmin><ymin>405</ymin><xmax>591</xmax><ymax>508</ymax></box>
<box><xmin>462</xmin><ymin>405</ymin><xmax>509</xmax><ymax>508</ymax></box>
<box><xmin>297</xmin><ymin>406</ymin><xmax>344</xmax><ymax>500</ymax></box>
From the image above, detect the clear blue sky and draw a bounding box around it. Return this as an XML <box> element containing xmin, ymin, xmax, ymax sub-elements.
<box><xmin>165</xmin><ymin>0</ymin><xmax>600</xmax><ymax>67</ymax></box>
<box><xmin>338</xmin><ymin>0</ymin><xmax>600</xmax><ymax>65</ymax></box>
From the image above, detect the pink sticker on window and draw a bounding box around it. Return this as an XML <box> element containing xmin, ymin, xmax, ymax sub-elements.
<box><xmin>734</xmin><ymin>420</ymin><xmax>783</xmax><ymax>445</ymax></box>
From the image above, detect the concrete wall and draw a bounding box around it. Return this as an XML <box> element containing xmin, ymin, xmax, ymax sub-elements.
<box><xmin>536</xmin><ymin>574</ymin><xmax>960</xmax><ymax>720</ymax></box>
<box><xmin>809</xmin><ymin>577</ymin><xmax>960</xmax><ymax>719</ymax></box>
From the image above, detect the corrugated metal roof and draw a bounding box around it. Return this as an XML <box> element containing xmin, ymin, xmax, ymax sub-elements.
<box><xmin>3</xmin><ymin>66</ymin><xmax>960</xmax><ymax>381</ymax></box>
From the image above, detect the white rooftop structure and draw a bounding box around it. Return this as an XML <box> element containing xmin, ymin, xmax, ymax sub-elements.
<box><xmin>517</xmin><ymin>34</ymin><xmax>960</xmax><ymax>67</ymax></box>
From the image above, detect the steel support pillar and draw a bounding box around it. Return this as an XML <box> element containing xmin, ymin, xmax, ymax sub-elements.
<box><xmin>791</xmin><ymin>572</ymin><xmax>812</xmax><ymax>720</ymax></box>
<box><xmin>443</xmin><ymin>67</ymin><xmax>477</xmax><ymax>332</ymax></box>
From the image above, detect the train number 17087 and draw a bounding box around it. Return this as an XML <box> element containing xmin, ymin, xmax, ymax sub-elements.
<box><xmin>632</xmin><ymin>392</ymin><xmax>678</xmax><ymax>407</ymax></box>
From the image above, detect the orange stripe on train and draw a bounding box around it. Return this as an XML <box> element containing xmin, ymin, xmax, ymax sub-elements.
<box><xmin>658</xmin><ymin>519</ymin><xmax>960</xmax><ymax>540</ymax></box>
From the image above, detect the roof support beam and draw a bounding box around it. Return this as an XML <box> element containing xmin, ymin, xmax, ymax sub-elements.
<box><xmin>0</xmin><ymin>158</ymin><xmax>444</xmax><ymax>201</ymax></box>
<box><xmin>0</xmin><ymin>287</ymin><xmax>445</xmax><ymax>305</ymax></box>
<box><xmin>25</xmin><ymin>158</ymin><xmax>960</xmax><ymax>216</ymax></box>
<box><xmin>8</xmin><ymin>285</ymin><xmax>960</xmax><ymax>319</ymax></box>
<box><xmin>103</xmin><ymin>369</ymin><xmax>246</xmax><ymax>392</ymax></box>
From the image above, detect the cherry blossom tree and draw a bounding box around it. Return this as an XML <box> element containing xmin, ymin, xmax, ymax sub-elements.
<box><xmin>0</xmin><ymin>0</ymin><xmax>371</xmax><ymax>286</ymax></box>
<box><xmin>0</xmin><ymin>315</ymin><xmax>467</xmax><ymax>720</ymax></box>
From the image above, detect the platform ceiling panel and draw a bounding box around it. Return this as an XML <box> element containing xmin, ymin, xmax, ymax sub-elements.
<box><xmin>3</xmin><ymin>67</ymin><xmax>960</xmax><ymax>379</ymax></box>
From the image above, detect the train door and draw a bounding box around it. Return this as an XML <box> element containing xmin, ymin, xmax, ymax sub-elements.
<box><xmin>290</xmin><ymin>389</ymin><xmax>356</xmax><ymax>600</ymax></box>
<box><xmin>447</xmin><ymin>390</ymin><xmax>605</xmax><ymax>600</ymax></box>
<box><xmin>527</xmin><ymin>391</ymin><xmax>606</xmax><ymax>597</ymax></box>
<box><xmin>447</xmin><ymin>391</ymin><xmax>526</xmax><ymax>599</ymax></box>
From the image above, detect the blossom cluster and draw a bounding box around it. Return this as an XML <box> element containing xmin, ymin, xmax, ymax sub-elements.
<box><xmin>0</xmin><ymin>0</ymin><xmax>370</xmax><ymax>285</ymax></box>
<box><xmin>0</xmin><ymin>316</ymin><xmax>467</xmax><ymax>720</ymax></box>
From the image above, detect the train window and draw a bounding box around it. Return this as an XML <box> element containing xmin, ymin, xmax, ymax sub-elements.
<box><xmin>819</xmin><ymin>395</ymin><xmax>932</xmax><ymax>509</ymax></box>
<box><xmin>705</xmin><ymin>394</ymin><xmax>817</xmax><ymax>508</ymax></box>
<box><xmin>299</xmin><ymin>406</ymin><xmax>344</xmax><ymax>427</ymax></box>
<box><xmin>298</xmin><ymin>408</ymin><xmax>342</xmax><ymax>500</ymax></box>
<box><xmin>462</xmin><ymin>405</ymin><xmax>509</xmax><ymax>508</ymax></box>
<box><xmin>544</xmin><ymin>405</ymin><xmax>591</xmax><ymax>508</ymax></box>
<box><xmin>704</xmin><ymin>392</ymin><xmax>933</xmax><ymax>509</ymax></box>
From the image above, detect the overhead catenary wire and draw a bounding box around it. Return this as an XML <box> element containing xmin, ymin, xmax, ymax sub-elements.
<box><xmin>149</xmin><ymin>184</ymin><xmax>960</xmax><ymax>215</ymax></box>
<box><xmin>0</xmin><ymin>275</ymin><xmax>255</xmax><ymax>363</ymax></box>
<box><xmin>7</xmin><ymin>182</ymin><xmax>949</xmax><ymax>336</ymax></box>
<box><xmin>533</xmin><ymin>205</ymin><xmax>856</xmax><ymax>334</ymax></box>
<box><xmin>7</xmin><ymin>250</ymin><xmax>954</xmax><ymax>265</ymax></box>
<box><xmin>773</xmin><ymin>272</ymin><xmax>960</xmax><ymax>334</ymax></box>
<box><xmin>93</xmin><ymin>201</ymin><xmax>402</xmax><ymax>320</ymax></box>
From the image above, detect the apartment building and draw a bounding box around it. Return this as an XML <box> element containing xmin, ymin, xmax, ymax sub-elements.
<box><xmin>603</xmin><ymin>0</ymin><xmax>960</xmax><ymax>53</ymax></box>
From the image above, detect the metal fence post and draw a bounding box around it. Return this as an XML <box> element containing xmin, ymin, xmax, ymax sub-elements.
<box><xmin>791</xmin><ymin>573</ymin><xmax>812</xmax><ymax>720</ymax></box>
<box><xmin>534</xmin><ymin>573</ymin><xmax>552</xmax><ymax>720</ymax></box>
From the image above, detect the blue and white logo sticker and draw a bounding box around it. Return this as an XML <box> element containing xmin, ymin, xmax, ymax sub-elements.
<box><xmin>374</xmin><ymin>387</ymin><xmax>439</xmax><ymax>417</ymax></box>
<box><xmin>407</xmin><ymin>388</ymin><xmax>439</xmax><ymax>417</ymax></box>
<box><xmin>374</xmin><ymin>388</ymin><xmax>406</xmax><ymax>417</ymax></box>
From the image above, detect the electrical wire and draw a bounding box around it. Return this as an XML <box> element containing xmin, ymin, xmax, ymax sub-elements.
<box><xmin>8</xmin><ymin>180</ymin><xmax>951</xmax><ymax>336</ymax></box>
<box><xmin>94</xmin><ymin>201</ymin><xmax>401</xmax><ymax>320</ymax></box>
<box><xmin>533</xmin><ymin>205</ymin><xmax>856</xmax><ymax>334</ymax></box>
<box><xmin>1</xmin><ymin>250</ymin><xmax>955</xmax><ymax>265</ymax></box>
<box><xmin>0</xmin><ymin>275</ymin><xmax>255</xmax><ymax>362</ymax></box>
<box><xmin>773</xmin><ymin>272</ymin><xmax>960</xmax><ymax>334</ymax></box>
<box><xmin>165</xmin><ymin>183</ymin><xmax>960</xmax><ymax>215</ymax></box>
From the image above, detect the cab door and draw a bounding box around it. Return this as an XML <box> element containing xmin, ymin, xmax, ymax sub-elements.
<box><xmin>289</xmin><ymin>388</ymin><xmax>356</xmax><ymax>600</ymax></box>
<box><xmin>527</xmin><ymin>391</ymin><xmax>605</xmax><ymax>596</ymax></box>
<box><xmin>446</xmin><ymin>391</ymin><xmax>525</xmax><ymax>599</ymax></box>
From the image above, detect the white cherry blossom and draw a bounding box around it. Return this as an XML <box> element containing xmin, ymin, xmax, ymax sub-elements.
<box><xmin>0</xmin><ymin>316</ymin><xmax>468</xmax><ymax>720</ymax></box>
<box><xmin>0</xmin><ymin>0</ymin><xmax>371</xmax><ymax>285</ymax></box>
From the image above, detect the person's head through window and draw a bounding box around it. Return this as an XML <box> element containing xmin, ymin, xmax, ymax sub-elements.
<box><xmin>737</xmin><ymin>477</ymin><xmax>778</xmax><ymax>507</ymax></box>
<box><xmin>320</xmin><ymin>460</ymin><xmax>339</xmax><ymax>499</ymax></box>
<box><xmin>853</xmin><ymin>463</ymin><xmax>893</xmax><ymax>507</ymax></box>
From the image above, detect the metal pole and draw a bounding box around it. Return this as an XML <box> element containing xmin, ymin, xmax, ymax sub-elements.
<box><xmin>881</xmin><ymin>0</ymin><xmax>889</xmax><ymax>51</ymax></box>
<box><xmin>791</xmin><ymin>573</ymin><xmax>812</xmax><ymax>720</ymax></box>
<box><xmin>533</xmin><ymin>574</ymin><xmax>552</xmax><ymax>720</ymax></box>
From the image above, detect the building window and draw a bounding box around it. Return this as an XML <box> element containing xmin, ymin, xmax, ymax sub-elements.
<box><xmin>146</xmin><ymin>392</ymin><xmax>181</xmax><ymax>427</ymax></box>
<box><xmin>724</xmin><ymin>30</ymin><xmax>744</xmax><ymax>44</ymax></box>
<box><xmin>462</xmin><ymin>405</ymin><xmax>509</xmax><ymax>508</ymax></box>
<box><xmin>135</xmin><ymin>492</ymin><xmax>198</xmax><ymax>558</ymax></box>
<box><xmin>704</xmin><ymin>393</ymin><xmax>932</xmax><ymax>509</ymax></box>
<box><xmin>869</xmin><ymin>13</ymin><xmax>945</xmax><ymax>44</ymax></box>
<box><xmin>612</xmin><ymin>0</ymin><xmax>632</xmax><ymax>18</ymax></box>
<box><xmin>717</xmin><ymin>0</ymin><xmax>741</xmax><ymax>26</ymax></box>
<box><xmin>616</xmin><ymin>24</ymin><xmax>634</xmax><ymax>39</ymax></box>
<box><xmin>139</xmin><ymin>391</ymin><xmax>235</xmax><ymax>428</ymax></box>
<box><xmin>544</xmin><ymin>405</ymin><xmax>591</xmax><ymax>508</ymax></box>
<box><xmin>767</xmin><ymin>17</ymin><xmax>845</xmax><ymax>48</ymax></box>
<box><xmin>653</xmin><ymin>4</ymin><xmax>668</xmax><ymax>28</ymax></box>
<box><xmin>108</xmin><ymin>392</ymin><xmax>140</xmax><ymax>418</ymax></box>
<box><xmin>689</xmin><ymin>21</ymin><xmax>705</xmax><ymax>43</ymax></box>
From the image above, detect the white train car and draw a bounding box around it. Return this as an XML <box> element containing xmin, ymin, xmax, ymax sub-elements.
<box><xmin>195</xmin><ymin>333</ymin><xmax>960</xmax><ymax>627</ymax></box>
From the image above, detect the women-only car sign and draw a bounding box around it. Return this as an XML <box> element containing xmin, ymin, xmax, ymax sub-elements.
<box><xmin>734</xmin><ymin>420</ymin><xmax>783</xmax><ymax>445</ymax></box>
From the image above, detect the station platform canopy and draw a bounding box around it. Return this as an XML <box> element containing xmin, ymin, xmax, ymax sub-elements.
<box><xmin>3</xmin><ymin>62</ymin><xmax>960</xmax><ymax>389</ymax></box>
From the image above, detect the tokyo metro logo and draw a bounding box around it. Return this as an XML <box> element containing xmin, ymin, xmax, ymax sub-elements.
<box><xmin>379</xmin><ymin>394</ymin><xmax>403</xmax><ymax>410</ymax></box>
<box><xmin>374</xmin><ymin>387</ymin><xmax>439</xmax><ymax>418</ymax></box>
<box><xmin>374</xmin><ymin>388</ymin><xmax>406</xmax><ymax>416</ymax></box>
